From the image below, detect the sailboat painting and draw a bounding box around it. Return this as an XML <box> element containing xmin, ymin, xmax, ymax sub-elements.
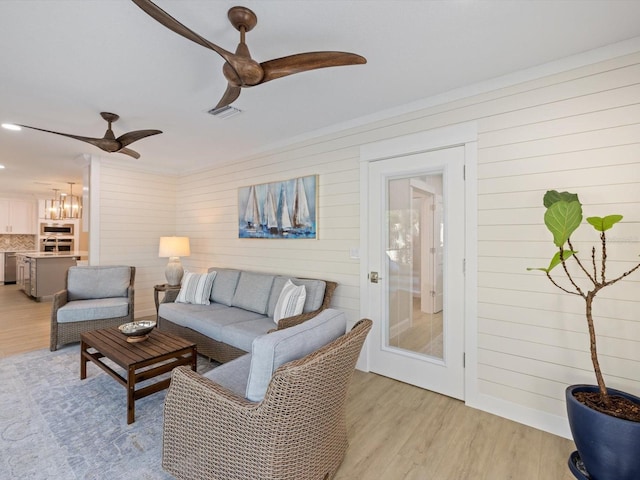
<box><xmin>238</xmin><ymin>175</ymin><xmax>317</xmax><ymax>239</ymax></box>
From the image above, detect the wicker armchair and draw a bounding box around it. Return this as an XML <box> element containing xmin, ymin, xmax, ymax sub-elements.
<box><xmin>50</xmin><ymin>265</ymin><xmax>135</xmax><ymax>351</ymax></box>
<box><xmin>162</xmin><ymin>318</ymin><xmax>372</xmax><ymax>480</ymax></box>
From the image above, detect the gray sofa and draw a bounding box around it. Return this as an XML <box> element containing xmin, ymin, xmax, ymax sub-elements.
<box><xmin>158</xmin><ymin>268</ymin><xmax>337</xmax><ymax>363</ymax></box>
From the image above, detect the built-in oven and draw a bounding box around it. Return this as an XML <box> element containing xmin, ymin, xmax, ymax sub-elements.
<box><xmin>40</xmin><ymin>222</ymin><xmax>74</xmax><ymax>236</ymax></box>
<box><xmin>41</xmin><ymin>237</ymin><xmax>74</xmax><ymax>252</ymax></box>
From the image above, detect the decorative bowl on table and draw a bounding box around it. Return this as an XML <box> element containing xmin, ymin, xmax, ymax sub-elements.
<box><xmin>118</xmin><ymin>320</ymin><xmax>156</xmax><ymax>343</ymax></box>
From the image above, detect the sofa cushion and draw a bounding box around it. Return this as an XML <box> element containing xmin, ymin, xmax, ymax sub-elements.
<box><xmin>203</xmin><ymin>354</ymin><xmax>251</xmax><ymax>399</ymax></box>
<box><xmin>160</xmin><ymin>303</ymin><xmax>265</xmax><ymax>340</ymax></box>
<box><xmin>57</xmin><ymin>298</ymin><xmax>129</xmax><ymax>323</ymax></box>
<box><xmin>273</xmin><ymin>279</ymin><xmax>306</xmax><ymax>323</ymax></box>
<box><xmin>67</xmin><ymin>266</ymin><xmax>131</xmax><ymax>301</ymax></box>
<box><xmin>267</xmin><ymin>277</ymin><xmax>326</xmax><ymax>317</ymax></box>
<box><xmin>176</xmin><ymin>271</ymin><xmax>217</xmax><ymax>305</ymax></box>
<box><xmin>218</xmin><ymin>317</ymin><xmax>278</xmax><ymax>353</ymax></box>
<box><xmin>209</xmin><ymin>268</ymin><xmax>241</xmax><ymax>306</ymax></box>
<box><xmin>245</xmin><ymin>309</ymin><xmax>347</xmax><ymax>402</ymax></box>
<box><xmin>231</xmin><ymin>272</ymin><xmax>275</xmax><ymax>314</ymax></box>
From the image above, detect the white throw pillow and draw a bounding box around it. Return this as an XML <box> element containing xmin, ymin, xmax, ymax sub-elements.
<box><xmin>175</xmin><ymin>271</ymin><xmax>217</xmax><ymax>305</ymax></box>
<box><xmin>273</xmin><ymin>279</ymin><xmax>306</xmax><ymax>323</ymax></box>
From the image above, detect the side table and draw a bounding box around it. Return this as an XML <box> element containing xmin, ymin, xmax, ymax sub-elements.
<box><xmin>154</xmin><ymin>284</ymin><xmax>181</xmax><ymax>320</ymax></box>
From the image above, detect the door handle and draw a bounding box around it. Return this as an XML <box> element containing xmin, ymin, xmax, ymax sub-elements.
<box><xmin>369</xmin><ymin>271</ymin><xmax>381</xmax><ymax>283</ymax></box>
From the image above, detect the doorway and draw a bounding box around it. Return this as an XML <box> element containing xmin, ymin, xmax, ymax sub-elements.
<box><xmin>364</xmin><ymin>146</ymin><xmax>465</xmax><ymax>399</ymax></box>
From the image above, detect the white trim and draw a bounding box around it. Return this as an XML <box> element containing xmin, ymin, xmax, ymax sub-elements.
<box><xmin>360</xmin><ymin>123</ymin><xmax>478</xmax><ymax>162</ymax></box>
<box><xmin>357</xmin><ymin>157</ymin><xmax>371</xmax><ymax>372</ymax></box>
<box><xmin>359</xmin><ymin>122</ymin><xmax>478</xmax><ymax>393</ymax></box>
<box><xmin>463</xmin><ymin>141</ymin><xmax>479</xmax><ymax>404</ymax></box>
<box><xmin>468</xmin><ymin>393</ymin><xmax>571</xmax><ymax>440</ymax></box>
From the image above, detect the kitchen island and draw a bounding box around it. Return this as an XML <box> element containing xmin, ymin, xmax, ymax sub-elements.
<box><xmin>16</xmin><ymin>251</ymin><xmax>87</xmax><ymax>301</ymax></box>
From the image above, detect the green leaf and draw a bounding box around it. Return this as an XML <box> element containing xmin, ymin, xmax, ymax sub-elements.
<box><xmin>586</xmin><ymin>215</ymin><xmax>623</xmax><ymax>232</ymax></box>
<box><xmin>548</xmin><ymin>250</ymin><xmax>577</xmax><ymax>271</ymax></box>
<box><xmin>544</xmin><ymin>201</ymin><xmax>583</xmax><ymax>247</ymax></box>
<box><xmin>527</xmin><ymin>250</ymin><xmax>577</xmax><ymax>273</ymax></box>
<box><xmin>543</xmin><ymin>190</ymin><xmax>580</xmax><ymax>208</ymax></box>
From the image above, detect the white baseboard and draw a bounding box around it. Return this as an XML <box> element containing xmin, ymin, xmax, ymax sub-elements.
<box><xmin>466</xmin><ymin>393</ymin><xmax>572</xmax><ymax>440</ymax></box>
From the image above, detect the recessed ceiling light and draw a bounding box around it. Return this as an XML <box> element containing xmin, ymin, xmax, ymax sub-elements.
<box><xmin>2</xmin><ymin>123</ymin><xmax>21</xmax><ymax>131</ymax></box>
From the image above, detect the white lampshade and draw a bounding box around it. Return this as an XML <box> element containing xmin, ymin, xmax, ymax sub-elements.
<box><xmin>159</xmin><ymin>237</ymin><xmax>190</xmax><ymax>286</ymax></box>
<box><xmin>159</xmin><ymin>236</ymin><xmax>191</xmax><ymax>258</ymax></box>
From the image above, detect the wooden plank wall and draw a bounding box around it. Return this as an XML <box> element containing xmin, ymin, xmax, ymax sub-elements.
<box><xmin>97</xmin><ymin>49</ymin><xmax>640</xmax><ymax>435</ymax></box>
<box><xmin>98</xmin><ymin>163</ymin><xmax>177</xmax><ymax>317</ymax></box>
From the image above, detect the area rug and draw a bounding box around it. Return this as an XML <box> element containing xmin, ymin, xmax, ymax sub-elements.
<box><xmin>0</xmin><ymin>345</ymin><xmax>216</xmax><ymax>479</ymax></box>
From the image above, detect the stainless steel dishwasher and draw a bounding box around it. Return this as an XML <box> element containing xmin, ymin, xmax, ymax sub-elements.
<box><xmin>4</xmin><ymin>252</ymin><xmax>17</xmax><ymax>284</ymax></box>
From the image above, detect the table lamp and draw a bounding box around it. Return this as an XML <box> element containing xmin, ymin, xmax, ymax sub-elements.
<box><xmin>159</xmin><ymin>236</ymin><xmax>191</xmax><ymax>286</ymax></box>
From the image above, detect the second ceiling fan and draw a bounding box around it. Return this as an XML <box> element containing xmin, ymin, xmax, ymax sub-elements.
<box><xmin>131</xmin><ymin>0</ymin><xmax>367</xmax><ymax>110</ymax></box>
<box><xmin>16</xmin><ymin>112</ymin><xmax>161</xmax><ymax>159</ymax></box>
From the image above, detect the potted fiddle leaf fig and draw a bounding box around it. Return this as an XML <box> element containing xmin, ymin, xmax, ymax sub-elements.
<box><xmin>528</xmin><ymin>190</ymin><xmax>640</xmax><ymax>480</ymax></box>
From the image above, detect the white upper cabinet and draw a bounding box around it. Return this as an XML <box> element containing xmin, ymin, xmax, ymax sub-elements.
<box><xmin>0</xmin><ymin>199</ymin><xmax>36</xmax><ymax>234</ymax></box>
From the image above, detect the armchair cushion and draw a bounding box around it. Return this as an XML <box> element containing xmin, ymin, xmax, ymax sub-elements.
<box><xmin>245</xmin><ymin>308</ymin><xmax>347</xmax><ymax>402</ymax></box>
<box><xmin>67</xmin><ymin>265</ymin><xmax>131</xmax><ymax>300</ymax></box>
<box><xmin>203</xmin><ymin>354</ymin><xmax>251</xmax><ymax>398</ymax></box>
<box><xmin>56</xmin><ymin>298</ymin><xmax>130</xmax><ymax>323</ymax></box>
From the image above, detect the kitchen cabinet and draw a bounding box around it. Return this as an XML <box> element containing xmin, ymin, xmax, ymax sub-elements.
<box><xmin>0</xmin><ymin>254</ymin><xmax>4</xmax><ymax>284</ymax></box>
<box><xmin>21</xmin><ymin>253</ymin><xmax>77</xmax><ymax>300</ymax></box>
<box><xmin>0</xmin><ymin>199</ymin><xmax>36</xmax><ymax>234</ymax></box>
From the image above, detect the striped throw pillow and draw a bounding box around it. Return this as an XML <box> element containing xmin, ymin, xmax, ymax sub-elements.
<box><xmin>176</xmin><ymin>271</ymin><xmax>217</xmax><ymax>305</ymax></box>
<box><xmin>273</xmin><ymin>279</ymin><xmax>306</xmax><ymax>323</ymax></box>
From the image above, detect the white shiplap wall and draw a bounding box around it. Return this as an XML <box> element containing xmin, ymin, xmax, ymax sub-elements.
<box><xmin>473</xmin><ymin>52</ymin><xmax>640</xmax><ymax>434</ymax></box>
<box><xmin>176</xmin><ymin>143</ymin><xmax>362</xmax><ymax>325</ymax></box>
<box><xmin>96</xmin><ymin>49</ymin><xmax>640</xmax><ymax>437</ymax></box>
<box><xmin>96</xmin><ymin>161</ymin><xmax>177</xmax><ymax>318</ymax></box>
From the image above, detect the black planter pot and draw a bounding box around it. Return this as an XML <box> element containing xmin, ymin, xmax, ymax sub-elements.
<box><xmin>566</xmin><ymin>384</ymin><xmax>640</xmax><ymax>480</ymax></box>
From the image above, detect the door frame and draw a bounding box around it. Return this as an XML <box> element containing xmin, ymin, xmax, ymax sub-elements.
<box><xmin>359</xmin><ymin>122</ymin><xmax>478</xmax><ymax>401</ymax></box>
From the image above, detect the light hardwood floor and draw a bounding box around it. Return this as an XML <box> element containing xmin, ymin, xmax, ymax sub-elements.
<box><xmin>0</xmin><ymin>283</ymin><xmax>53</xmax><ymax>357</ymax></box>
<box><xmin>0</xmin><ymin>283</ymin><xmax>576</xmax><ymax>479</ymax></box>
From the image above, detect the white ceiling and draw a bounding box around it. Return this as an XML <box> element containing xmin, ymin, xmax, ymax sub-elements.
<box><xmin>2</xmin><ymin>0</ymin><xmax>640</xmax><ymax>198</ymax></box>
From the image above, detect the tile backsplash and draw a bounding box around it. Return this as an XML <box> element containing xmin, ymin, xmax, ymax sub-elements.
<box><xmin>0</xmin><ymin>234</ymin><xmax>36</xmax><ymax>251</ymax></box>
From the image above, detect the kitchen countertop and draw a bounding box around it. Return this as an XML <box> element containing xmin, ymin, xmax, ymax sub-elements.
<box><xmin>16</xmin><ymin>251</ymin><xmax>88</xmax><ymax>259</ymax></box>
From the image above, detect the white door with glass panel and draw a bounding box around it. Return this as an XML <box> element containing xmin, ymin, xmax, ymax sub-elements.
<box><xmin>366</xmin><ymin>146</ymin><xmax>465</xmax><ymax>400</ymax></box>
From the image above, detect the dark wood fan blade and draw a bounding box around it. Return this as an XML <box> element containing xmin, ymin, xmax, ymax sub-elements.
<box><xmin>16</xmin><ymin>124</ymin><xmax>118</xmax><ymax>152</ymax></box>
<box><xmin>116</xmin><ymin>129</ymin><xmax>163</xmax><ymax>148</ymax></box>
<box><xmin>259</xmin><ymin>51</ymin><xmax>367</xmax><ymax>84</ymax></box>
<box><xmin>215</xmin><ymin>84</ymin><xmax>242</xmax><ymax>109</ymax></box>
<box><xmin>131</xmin><ymin>0</ymin><xmax>238</xmax><ymax>68</ymax></box>
<box><xmin>118</xmin><ymin>147</ymin><xmax>141</xmax><ymax>159</ymax></box>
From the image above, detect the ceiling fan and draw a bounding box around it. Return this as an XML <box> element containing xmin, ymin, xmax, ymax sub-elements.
<box><xmin>131</xmin><ymin>0</ymin><xmax>367</xmax><ymax>110</ymax></box>
<box><xmin>15</xmin><ymin>112</ymin><xmax>162</xmax><ymax>159</ymax></box>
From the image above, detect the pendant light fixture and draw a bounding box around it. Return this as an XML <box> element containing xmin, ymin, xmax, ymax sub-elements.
<box><xmin>45</xmin><ymin>182</ymin><xmax>82</xmax><ymax>220</ymax></box>
<box><xmin>44</xmin><ymin>189</ymin><xmax>63</xmax><ymax>220</ymax></box>
<box><xmin>61</xmin><ymin>182</ymin><xmax>82</xmax><ymax>219</ymax></box>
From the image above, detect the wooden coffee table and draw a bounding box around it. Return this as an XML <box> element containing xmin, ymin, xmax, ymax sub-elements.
<box><xmin>80</xmin><ymin>327</ymin><xmax>197</xmax><ymax>424</ymax></box>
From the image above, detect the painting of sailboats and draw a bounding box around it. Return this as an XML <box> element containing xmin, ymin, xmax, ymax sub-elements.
<box><xmin>238</xmin><ymin>175</ymin><xmax>317</xmax><ymax>239</ymax></box>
